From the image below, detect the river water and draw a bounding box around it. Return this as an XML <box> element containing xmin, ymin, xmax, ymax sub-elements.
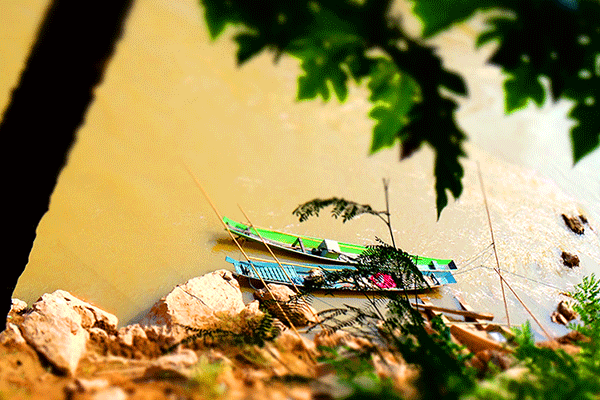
<box><xmin>3</xmin><ymin>0</ymin><xmax>599</xmax><ymax>337</ymax></box>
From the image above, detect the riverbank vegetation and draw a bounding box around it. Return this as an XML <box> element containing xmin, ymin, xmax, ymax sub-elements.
<box><xmin>185</xmin><ymin>262</ymin><xmax>600</xmax><ymax>399</ymax></box>
<box><xmin>158</xmin><ymin>240</ymin><xmax>599</xmax><ymax>399</ymax></box>
<box><xmin>309</xmin><ymin>271</ymin><xmax>600</xmax><ymax>400</ymax></box>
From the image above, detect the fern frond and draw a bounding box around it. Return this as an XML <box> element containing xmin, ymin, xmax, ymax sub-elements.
<box><xmin>293</xmin><ymin>197</ymin><xmax>386</xmax><ymax>223</ymax></box>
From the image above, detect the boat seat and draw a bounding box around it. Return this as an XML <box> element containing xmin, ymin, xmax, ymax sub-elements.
<box><xmin>429</xmin><ymin>260</ymin><xmax>441</xmax><ymax>270</ymax></box>
<box><xmin>250</xmin><ymin>263</ymin><xmax>301</xmax><ymax>285</ymax></box>
<box><xmin>317</xmin><ymin>239</ymin><xmax>342</xmax><ymax>259</ymax></box>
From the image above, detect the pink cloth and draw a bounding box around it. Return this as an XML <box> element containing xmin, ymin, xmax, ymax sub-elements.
<box><xmin>369</xmin><ymin>273</ymin><xmax>396</xmax><ymax>288</ymax></box>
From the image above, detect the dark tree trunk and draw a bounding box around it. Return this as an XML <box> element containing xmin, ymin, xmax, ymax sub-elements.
<box><xmin>1</xmin><ymin>0</ymin><xmax>133</xmax><ymax>331</ymax></box>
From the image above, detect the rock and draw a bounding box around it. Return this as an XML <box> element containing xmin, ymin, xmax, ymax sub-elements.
<box><xmin>10</xmin><ymin>298</ymin><xmax>28</xmax><ymax>314</ymax></box>
<box><xmin>537</xmin><ymin>332</ymin><xmax>585</xmax><ymax>356</ymax></box>
<box><xmin>20</xmin><ymin>291</ymin><xmax>89</xmax><ymax>375</ymax></box>
<box><xmin>557</xmin><ymin>300</ymin><xmax>578</xmax><ymax>321</ymax></box>
<box><xmin>143</xmin><ymin>324</ymin><xmax>187</xmax><ymax>348</ymax></box>
<box><xmin>118</xmin><ymin>324</ymin><xmax>148</xmax><ymax>347</ymax></box>
<box><xmin>551</xmin><ymin>300</ymin><xmax>578</xmax><ymax>325</ymax></box>
<box><xmin>51</xmin><ymin>290</ymin><xmax>118</xmax><ymax>334</ymax></box>
<box><xmin>66</xmin><ymin>378</ymin><xmax>111</xmax><ymax>393</ymax></box>
<box><xmin>141</xmin><ymin>270</ymin><xmax>245</xmax><ymax>329</ymax></box>
<box><xmin>254</xmin><ymin>284</ymin><xmax>319</xmax><ymax>327</ymax></box>
<box><xmin>557</xmin><ymin>300</ymin><xmax>577</xmax><ymax>320</ymax></box>
<box><xmin>275</xmin><ymin>329</ymin><xmax>316</xmax><ymax>354</ymax></box>
<box><xmin>239</xmin><ymin>300</ymin><xmax>263</xmax><ymax>318</ymax></box>
<box><xmin>152</xmin><ymin>348</ymin><xmax>198</xmax><ymax>369</ymax></box>
<box><xmin>562</xmin><ymin>214</ymin><xmax>585</xmax><ymax>234</ymax></box>
<box><xmin>0</xmin><ymin>322</ymin><xmax>27</xmax><ymax>346</ymax></box>
<box><xmin>5</xmin><ymin>299</ymin><xmax>28</xmax><ymax>326</ymax></box>
<box><xmin>556</xmin><ymin>329</ymin><xmax>589</xmax><ymax>345</ymax></box>
<box><xmin>92</xmin><ymin>387</ymin><xmax>128</xmax><ymax>400</ymax></box>
<box><xmin>550</xmin><ymin>311</ymin><xmax>568</xmax><ymax>325</ymax></box>
<box><xmin>89</xmin><ymin>327</ymin><xmax>110</xmax><ymax>343</ymax></box>
<box><xmin>561</xmin><ymin>251</ymin><xmax>580</xmax><ymax>268</ymax></box>
<box><xmin>143</xmin><ymin>348</ymin><xmax>199</xmax><ymax>379</ymax></box>
<box><xmin>108</xmin><ymin>324</ymin><xmax>162</xmax><ymax>359</ymax></box>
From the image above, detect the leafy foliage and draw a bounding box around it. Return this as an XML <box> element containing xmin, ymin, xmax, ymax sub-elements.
<box><xmin>199</xmin><ymin>0</ymin><xmax>600</xmax><ymax>217</ymax></box>
<box><xmin>413</xmin><ymin>0</ymin><xmax>600</xmax><ymax>163</ymax></box>
<box><xmin>568</xmin><ymin>273</ymin><xmax>600</xmax><ymax>377</ymax></box>
<box><xmin>466</xmin><ymin>320</ymin><xmax>600</xmax><ymax>400</ymax></box>
<box><xmin>317</xmin><ymin>346</ymin><xmax>404</xmax><ymax>400</ymax></box>
<box><xmin>304</xmin><ymin>242</ymin><xmax>429</xmax><ymax>300</ymax></box>
<box><xmin>466</xmin><ymin>276</ymin><xmax>600</xmax><ymax>400</ymax></box>
<box><xmin>302</xmin><ymin>242</ymin><xmax>476</xmax><ymax>399</ymax></box>
<box><xmin>292</xmin><ymin>197</ymin><xmax>385</xmax><ymax>223</ymax></box>
<box><xmin>169</xmin><ymin>311</ymin><xmax>279</xmax><ymax>351</ymax></box>
<box><xmin>569</xmin><ymin>273</ymin><xmax>600</xmax><ymax>335</ymax></box>
<box><xmin>200</xmin><ymin>0</ymin><xmax>467</xmax><ymax>218</ymax></box>
<box><xmin>188</xmin><ymin>355</ymin><xmax>228</xmax><ymax>398</ymax></box>
<box><xmin>368</xmin><ymin>58</ymin><xmax>420</xmax><ymax>153</ymax></box>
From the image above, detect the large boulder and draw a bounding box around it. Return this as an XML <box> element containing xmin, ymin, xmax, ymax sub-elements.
<box><xmin>20</xmin><ymin>291</ymin><xmax>90</xmax><ymax>375</ymax></box>
<box><xmin>140</xmin><ymin>270</ymin><xmax>245</xmax><ymax>329</ymax></box>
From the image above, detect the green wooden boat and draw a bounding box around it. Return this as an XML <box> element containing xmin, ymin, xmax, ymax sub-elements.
<box><xmin>223</xmin><ymin>216</ymin><xmax>457</xmax><ymax>270</ymax></box>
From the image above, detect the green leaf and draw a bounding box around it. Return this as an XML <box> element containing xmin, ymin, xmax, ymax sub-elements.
<box><xmin>504</xmin><ymin>64</ymin><xmax>546</xmax><ymax>112</ymax></box>
<box><xmin>410</xmin><ymin>0</ymin><xmax>499</xmax><ymax>38</ymax></box>
<box><xmin>294</xmin><ymin>37</ymin><xmax>367</xmax><ymax>102</ymax></box>
<box><xmin>234</xmin><ymin>33</ymin><xmax>266</xmax><ymax>65</ymax></box>
<box><xmin>292</xmin><ymin>197</ymin><xmax>383</xmax><ymax>223</ymax></box>
<box><xmin>568</xmin><ymin>90</ymin><xmax>600</xmax><ymax>163</ymax></box>
<box><xmin>400</xmin><ymin>97</ymin><xmax>465</xmax><ymax>219</ymax></box>
<box><xmin>367</xmin><ymin>59</ymin><xmax>419</xmax><ymax>153</ymax></box>
<box><xmin>478</xmin><ymin>0</ymin><xmax>600</xmax><ymax>164</ymax></box>
<box><xmin>297</xmin><ymin>50</ymin><xmax>347</xmax><ymax>101</ymax></box>
<box><xmin>200</xmin><ymin>0</ymin><xmax>240</xmax><ymax>39</ymax></box>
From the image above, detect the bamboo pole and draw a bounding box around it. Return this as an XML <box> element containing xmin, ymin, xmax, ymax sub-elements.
<box><xmin>382</xmin><ymin>178</ymin><xmax>397</xmax><ymax>249</ymax></box>
<box><xmin>182</xmin><ymin>163</ymin><xmax>315</xmax><ymax>361</ymax></box>
<box><xmin>237</xmin><ymin>205</ymin><xmax>302</xmax><ymax>294</ymax></box>
<box><xmin>237</xmin><ymin>205</ymin><xmax>324</xmax><ymax>330</ymax></box>
<box><xmin>476</xmin><ymin>162</ymin><xmax>553</xmax><ymax>341</ymax></box>
<box><xmin>409</xmin><ymin>303</ymin><xmax>494</xmax><ymax>321</ymax></box>
<box><xmin>477</xmin><ymin>162</ymin><xmax>510</xmax><ymax>328</ymax></box>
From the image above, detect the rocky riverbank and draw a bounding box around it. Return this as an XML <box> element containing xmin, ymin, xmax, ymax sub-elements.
<box><xmin>1</xmin><ymin>268</ymin><xmax>590</xmax><ymax>400</ymax></box>
<box><xmin>0</xmin><ymin>269</ymin><xmax>390</xmax><ymax>399</ymax></box>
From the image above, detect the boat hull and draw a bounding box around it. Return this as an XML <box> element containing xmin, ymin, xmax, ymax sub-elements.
<box><xmin>223</xmin><ymin>216</ymin><xmax>457</xmax><ymax>270</ymax></box>
<box><xmin>225</xmin><ymin>256</ymin><xmax>456</xmax><ymax>293</ymax></box>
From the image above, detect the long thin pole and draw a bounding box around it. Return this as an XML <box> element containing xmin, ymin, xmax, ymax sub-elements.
<box><xmin>477</xmin><ymin>162</ymin><xmax>511</xmax><ymax>328</ymax></box>
<box><xmin>382</xmin><ymin>179</ymin><xmax>397</xmax><ymax>248</ymax></box>
<box><xmin>476</xmin><ymin>163</ymin><xmax>554</xmax><ymax>340</ymax></box>
<box><xmin>182</xmin><ymin>163</ymin><xmax>315</xmax><ymax>360</ymax></box>
<box><xmin>495</xmin><ymin>271</ymin><xmax>554</xmax><ymax>340</ymax></box>
<box><xmin>237</xmin><ymin>205</ymin><xmax>323</xmax><ymax>330</ymax></box>
<box><xmin>237</xmin><ymin>205</ymin><xmax>302</xmax><ymax>294</ymax></box>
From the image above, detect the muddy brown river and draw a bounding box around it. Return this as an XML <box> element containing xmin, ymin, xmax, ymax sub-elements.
<box><xmin>3</xmin><ymin>0</ymin><xmax>599</xmax><ymax>338</ymax></box>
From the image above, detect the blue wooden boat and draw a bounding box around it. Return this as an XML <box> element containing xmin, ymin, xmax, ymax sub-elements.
<box><xmin>225</xmin><ymin>256</ymin><xmax>456</xmax><ymax>292</ymax></box>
